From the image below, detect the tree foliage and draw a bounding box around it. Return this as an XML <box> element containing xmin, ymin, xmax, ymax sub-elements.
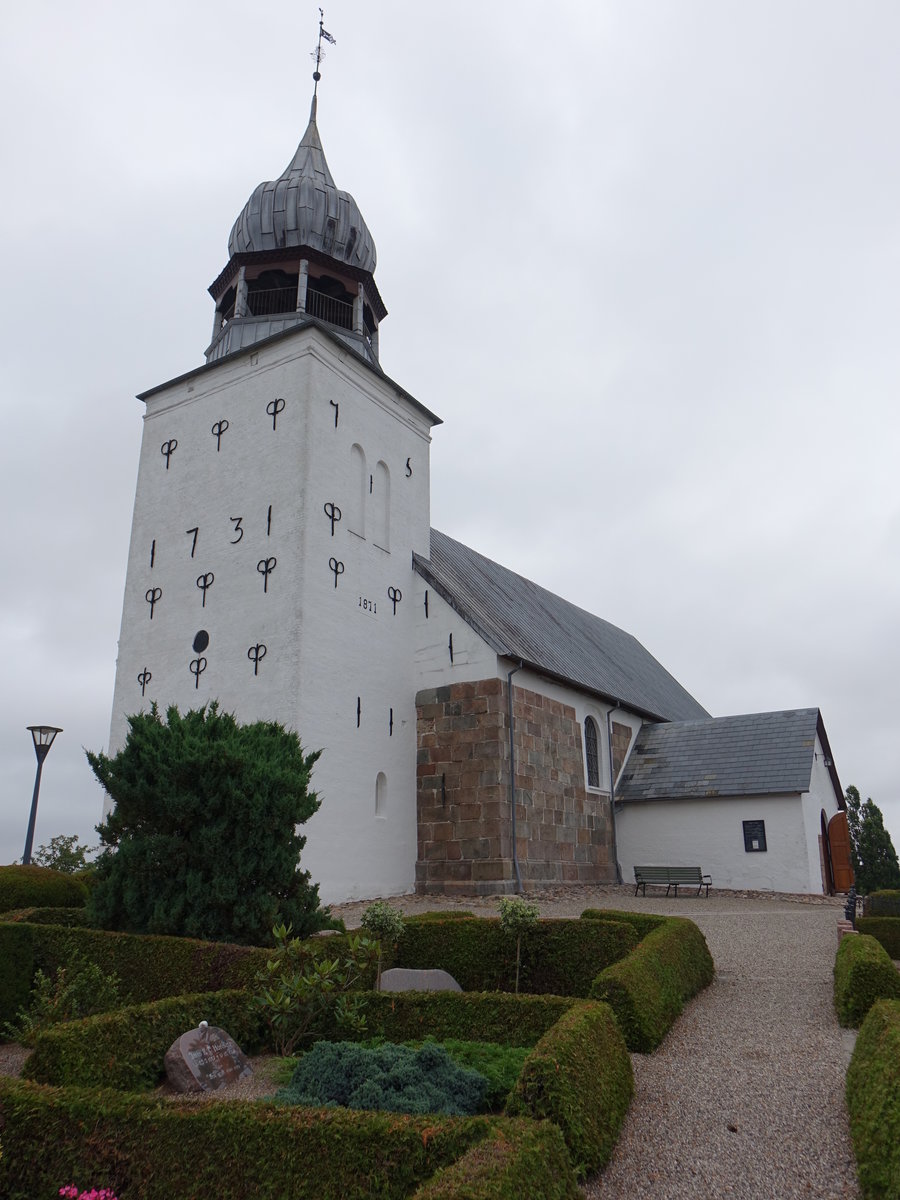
<box><xmin>86</xmin><ymin>703</ymin><xmax>328</xmax><ymax>944</ymax></box>
<box><xmin>30</xmin><ymin>835</ymin><xmax>97</xmax><ymax>874</ymax></box>
<box><xmin>845</xmin><ymin>785</ymin><xmax>900</xmax><ymax>895</ymax></box>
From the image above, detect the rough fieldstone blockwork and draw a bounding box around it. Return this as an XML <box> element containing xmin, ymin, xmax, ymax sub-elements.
<box><xmin>612</xmin><ymin>720</ymin><xmax>633</xmax><ymax>780</ymax></box>
<box><xmin>416</xmin><ymin>679</ymin><xmax>615</xmax><ymax>895</ymax></box>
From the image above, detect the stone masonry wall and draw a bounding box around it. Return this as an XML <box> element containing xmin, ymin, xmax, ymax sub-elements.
<box><xmin>416</xmin><ymin>679</ymin><xmax>616</xmax><ymax>895</ymax></box>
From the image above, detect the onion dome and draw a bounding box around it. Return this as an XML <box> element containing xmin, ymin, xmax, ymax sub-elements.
<box><xmin>227</xmin><ymin>99</ymin><xmax>376</xmax><ymax>275</ymax></box>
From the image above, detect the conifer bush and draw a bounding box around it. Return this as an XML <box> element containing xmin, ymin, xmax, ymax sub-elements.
<box><xmin>86</xmin><ymin>703</ymin><xmax>330</xmax><ymax>945</ymax></box>
<box><xmin>276</xmin><ymin>1040</ymin><xmax>489</xmax><ymax>1116</ymax></box>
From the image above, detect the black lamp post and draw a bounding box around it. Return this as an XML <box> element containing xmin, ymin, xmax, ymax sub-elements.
<box><xmin>22</xmin><ymin>725</ymin><xmax>62</xmax><ymax>866</ymax></box>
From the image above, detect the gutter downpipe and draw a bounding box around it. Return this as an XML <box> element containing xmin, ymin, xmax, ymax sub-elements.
<box><xmin>606</xmin><ymin>704</ymin><xmax>624</xmax><ymax>884</ymax></box>
<box><xmin>507</xmin><ymin>661</ymin><xmax>525</xmax><ymax>894</ymax></box>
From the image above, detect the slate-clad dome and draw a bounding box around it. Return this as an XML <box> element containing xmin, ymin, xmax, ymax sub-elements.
<box><xmin>227</xmin><ymin>102</ymin><xmax>376</xmax><ymax>274</ymax></box>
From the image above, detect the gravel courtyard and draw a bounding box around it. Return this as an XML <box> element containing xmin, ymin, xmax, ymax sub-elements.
<box><xmin>338</xmin><ymin>886</ymin><xmax>860</xmax><ymax>1199</ymax></box>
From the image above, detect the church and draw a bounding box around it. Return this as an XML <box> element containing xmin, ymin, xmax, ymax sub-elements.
<box><xmin>107</xmin><ymin>77</ymin><xmax>851</xmax><ymax>904</ymax></box>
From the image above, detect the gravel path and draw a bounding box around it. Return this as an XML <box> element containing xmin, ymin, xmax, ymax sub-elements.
<box><xmin>583</xmin><ymin>897</ymin><xmax>859</xmax><ymax>1200</ymax></box>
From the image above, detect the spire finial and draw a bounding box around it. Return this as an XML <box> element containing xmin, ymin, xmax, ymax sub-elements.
<box><xmin>310</xmin><ymin>8</ymin><xmax>336</xmax><ymax>119</ymax></box>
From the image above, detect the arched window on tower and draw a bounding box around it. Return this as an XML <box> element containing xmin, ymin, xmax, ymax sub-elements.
<box><xmin>584</xmin><ymin>717</ymin><xmax>601</xmax><ymax>790</ymax></box>
<box><xmin>375</xmin><ymin>772</ymin><xmax>387</xmax><ymax>818</ymax></box>
<box><xmin>348</xmin><ymin>444</ymin><xmax>366</xmax><ymax>537</ymax></box>
<box><xmin>373</xmin><ymin>460</ymin><xmax>390</xmax><ymax>551</ymax></box>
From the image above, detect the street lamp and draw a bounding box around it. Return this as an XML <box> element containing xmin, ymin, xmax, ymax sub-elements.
<box><xmin>22</xmin><ymin>725</ymin><xmax>62</xmax><ymax>866</ymax></box>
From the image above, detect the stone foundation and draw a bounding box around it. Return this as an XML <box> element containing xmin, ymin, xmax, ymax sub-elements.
<box><xmin>416</xmin><ymin>679</ymin><xmax>616</xmax><ymax>895</ymax></box>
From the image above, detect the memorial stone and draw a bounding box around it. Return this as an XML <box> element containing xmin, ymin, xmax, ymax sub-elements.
<box><xmin>164</xmin><ymin>1020</ymin><xmax>253</xmax><ymax>1093</ymax></box>
<box><xmin>378</xmin><ymin>967</ymin><xmax>462</xmax><ymax>993</ymax></box>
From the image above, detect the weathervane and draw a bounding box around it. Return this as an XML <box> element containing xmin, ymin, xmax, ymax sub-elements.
<box><xmin>311</xmin><ymin>8</ymin><xmax>336</xmax><ymax>101</ymax></box>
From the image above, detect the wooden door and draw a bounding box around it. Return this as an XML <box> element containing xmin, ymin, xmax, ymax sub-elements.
<box><xmin>828</xmin><ymin>810</ymin><xmax>855</xmax><ymax>893</ymax></box>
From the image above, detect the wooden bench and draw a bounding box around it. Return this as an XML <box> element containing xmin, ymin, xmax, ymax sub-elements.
<box><xmin>633</xmin><ymin>866</ymin><xmax>712</xmax><ymax>897</ymax></box>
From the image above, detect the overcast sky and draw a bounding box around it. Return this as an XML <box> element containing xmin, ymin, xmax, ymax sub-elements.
<box><xmin>2</xmin><ymin>1</ymin><xmax>898</xmax><ymax>872</ymax></box>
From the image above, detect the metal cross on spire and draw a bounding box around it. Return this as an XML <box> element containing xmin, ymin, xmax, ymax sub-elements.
<box><xmin>311</xmin><ymin>8</ymin><xmax>336</xmax><ymax>104</ymax></box>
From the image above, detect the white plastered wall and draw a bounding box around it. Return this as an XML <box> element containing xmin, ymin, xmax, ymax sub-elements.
<box><xmin>616</xmin><ymin>792</ymin><xmax>825</xmax><ymax>893</ymax></box>
<box><xmin>108</xmin><ymin>326</ymin><xmax>434</xmax><ymax>903</ymax></box>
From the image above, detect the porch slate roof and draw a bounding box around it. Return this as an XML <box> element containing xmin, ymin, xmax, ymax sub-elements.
<box><xmin>413</xmin><ymin>529</ymin><xmax>710</xmax><ymax>723</ymax></box>
<box><xmin>616</xmin><ymin>708</ymin><xmax>823</xmax><ymax>800</ymax></box>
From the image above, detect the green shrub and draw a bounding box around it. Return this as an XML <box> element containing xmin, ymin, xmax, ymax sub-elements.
<box><xmin>397</xmin><ymin>917</ymin><xmax>636</xmax><ymax>995</ymax></box>
<box><xmin>0</xmin><ymin>907</ymin><xmax>93</xmax><ymax>927</ymax></box>
<box><xmin>590</xmin><ymin>916</ymin><xmax>714</xmax><ymax>1051</ymax></box>
<box><xmin>0</xmin><ymin>865</ymin><xmax>87</xmax><ymax>913</ymax></box>
<box><xmin>411</xmin><ymin>1119</ymin><xmax>580</xmax><ymax>1199</ymax></box>
<box><xmin>251</xmin><ymin>925</ymin><xmax>379</xmax><ymax>1054</ymax></box>
<box><xmin>277</xmin><ymin>1040</ymin><xmax>488</xmax><ymax>1116</ymax></box>
<box><xmin>857</xmin><ymin>917</ymin><xmax>900</xmax><ymax>959</ymax></box>
<box><xmin>0</xmin><ymin>1076</ymin><xmax>499</xmax><ymax>1200</ymax></box>
<box><xmin>0</xmin><ymin>923</ymin><xmax>33</xmax><ymax>1039</ymax></box>
<box><xmin>361</xmin><ymin>901</ymin><xmax>406</xmax><ymax>987</ymax></box>
<box><xmin>435</xmin><ymin>1040</ymin><xmax>531</xmax><ymax>1111</ymax></box>
<box><xmin>87</xmin><ymin>702</ymin><xmax>329</xmax><ymax>945</ymax></box>
<box><xmin>846</xmin><ymin>999</ymin><xmax>900</xmax><ymax>1200</ymax></box>
<box><xmin>834</xmin><ymin>933</ymin><xmax>900</xmax><ymax>1027</ymax></box>
<box><xmin>506</xmin><ymin>999</ymin><xmax>632</xmax><ymax>1179</ymax></box>
<box><xmin>23</xmin><ymin>989</ymin><xmax>266</xmax><ymax>1090</ymax></box>
<box><xmin>4</xmin><ymin>940</ymin><xmax>121</xmax><ymax>1045</ymax></box>
<box><xmin>866</xmin><ymin>891</ymin><xmax>900</xmax><ymax>917</ymax></box>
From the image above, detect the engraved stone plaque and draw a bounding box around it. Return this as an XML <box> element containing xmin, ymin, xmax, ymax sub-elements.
<box><xmin>164</xmin><ymin>1022</ymin><xmax>253</xmax><ymax>1093</ymax></box>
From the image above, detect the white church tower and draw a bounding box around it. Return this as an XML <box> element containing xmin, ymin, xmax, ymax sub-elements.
<box><xmin>109</xmin><ymin>50</ymin><xmax>440</xmax><ymax>903</ymax></box>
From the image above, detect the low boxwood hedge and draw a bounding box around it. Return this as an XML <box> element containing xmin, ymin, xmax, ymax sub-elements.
<box><xmin>0</xmin><ymin>865</ymin><xmax>87</xmax><ymax>913</ymax></box>
<box><xmin>411</xmin><ymin>1119</ymin><xmax>580</xmax><ymax>1199</ymax></box>
<box><xmin>0</xmin><ymin>923</ymin><xmax>33</xmax><ymax>1039</ymax></box>
<box><xmin>589</xmin><ymin>915</ymin><xmax>714</xmax><ymax>1051</ymax></box>
<box><xmin>506</xmin><ymin>999</ymin><xmax>632</xmax><ymax>1179</ymax></box>
<box><xmin>0</xmin><ymin>1077</ymin><xmax>502</xmax><ymax>1200</ymax></box>
<box><xmin>580</xmin><ymin>908</ymin><xmax>667</xmax><ymax>941</ymax></box>
<box><xmin>23</xmin><ymin>989</ymin><xmax>267</xmax><ymax>1091</ymax></box>
<box><xmin>834</xmin><ymin>933</ymin><xmax>900</xmax><ymax>1028</ymax></box>
<box><xmin>866</xmin><ymin>890</ymin><xmax>900</xmax><ymax>917</ymax></box>
<box><xmin>0</xmin><ymin>906</ymin><xmax>92</xmax><ymax>927</ymax></box>
<box><xmin>396</xmin><ymin>917</ymin><xmax>637</xmax><ymax>995</ymax></box>
<box><xmin>28</xmin><ymin>989</ymin><xmax>574</xmax><ymax>1092</ymax></box>
<box><xmin>846</xmin><ymin>999</ymin><xmax>900</xmax><ymax>1200</ymax></box>
<box><xmin>857</xmin><ymin>917</ymin><xmax>900</xmax><ymax>960</ymax></box>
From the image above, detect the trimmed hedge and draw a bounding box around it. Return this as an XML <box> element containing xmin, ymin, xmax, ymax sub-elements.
<box><xmin>866</xmin><ymin>890</ymin><xmax>900</xmax><ymax>917</ymax></box>
<box><xmin>411</xmin><ymin>1119</ymin><xmax>580</xmax><ymax>1199</ymax></box>
<box><xmin>589</xmin><ymin>916</ymin><xmax>714</xmax><ymax>1051</ymax></box>
<box><xmin>846</xmin><ymin>999</ymin><xmax>900</xmax><ymax>1200</ymax></box>
<box><xmin>396</xmin><ymin>917</ymin><xmax>637</xmax><ymax>995</ymax></box>
<box><xmin>834</xmin><ymin>934</ymin><xmax>900</xmax><ymax>1028</ymax></box>
<box><xmin>0</xmin><ymin>1077</ymin><xmax>498</xmax><ymax>1200</ymax></box>
<box><xmin>330</xmin><ymin>990</ymin><xmax>575</xmax><ymax>1048</ymax></box>
<box><xmin>581</xmin><ymin>908</ymin><xmax>667</xmax><ymax>941</ymax></box>
<box><xmin>23</xmin><ymin>989</ymin><xmax>267</xmax><ymax>1090</ymax></box>
<box><xmin>857</xmin><ymin>917</ymin><xmax>900</xmax><ymax>959</ymax></box>
<box><xmin>25</xmin><ymin>988</ymin><xmax>573</xmax><ymax>1092</ymax></box>
<box><xmin>0</xmin><ymin>906</ymin><xmax>92</xmax><ymax>927</ymax></box>
<box><xmin>0</xmin><ymin>923</ymin><xmax>33</xmax><ymax>1039</ymax></box>
<box><xmin>506</xmin><ymin>1000</ymin><xmax>632</xmax><ymax>1179</ymax></box>
<box><xmin>0</xmin><ymin>865</ymin><xmax>87</xmax><ymax>912</ymax></box>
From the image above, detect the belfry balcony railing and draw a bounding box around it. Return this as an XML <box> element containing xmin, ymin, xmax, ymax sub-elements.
<box><xmin>219</xmin><ymin>287</ymin><xmax>355</xmax><ymax>334</ymax></box>
<box><xmin>246</xmin><ymin>286</ymin><xmax>298</xmax><ymax>316</ymax></box>
<box><xmin>305</xmin><ymin>289</ymin><xmax>353</xmax><ymax>331</ymax></box>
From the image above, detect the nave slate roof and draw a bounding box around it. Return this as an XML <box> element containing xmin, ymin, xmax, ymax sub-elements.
<box><xmin>414</xmin><ymin>529</ymin><xmax>709</xmax><ymax>723</ymax></box>
<box><xmin>616</xmin><ymin>708</ymin><xmax>841</xmax><ymax>801</ymax></box>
